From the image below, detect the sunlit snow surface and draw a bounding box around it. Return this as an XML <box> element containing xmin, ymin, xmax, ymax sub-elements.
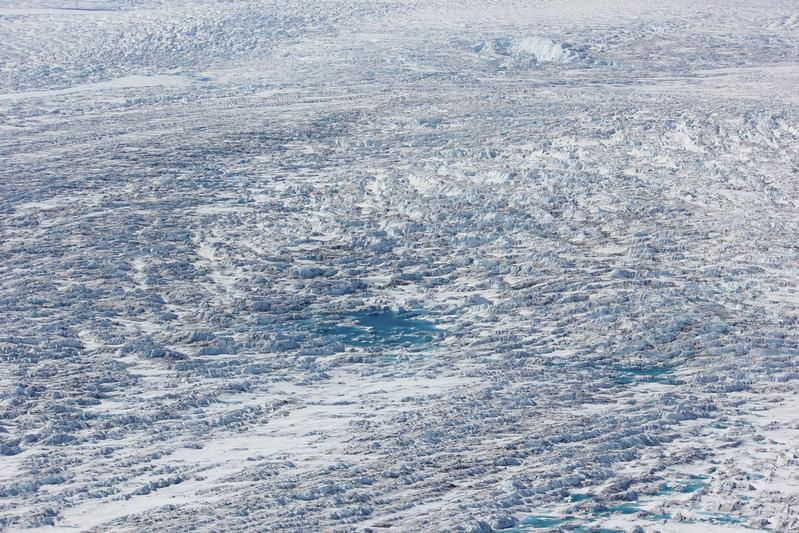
<box><xmin>1</xmin><ymin>0</ymin><xmax>799</xmax><ymax>531</ymax></box>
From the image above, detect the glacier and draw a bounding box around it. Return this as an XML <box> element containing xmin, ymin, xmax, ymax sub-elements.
<box><xmin>1</xmin><ymin>1</ymin><xmax>799</xmax><ymax>532</ymax></box>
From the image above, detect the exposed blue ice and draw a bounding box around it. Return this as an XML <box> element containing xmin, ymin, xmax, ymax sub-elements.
<box><xmin>513</xmin><ymin>515</ymin><xmax>572</xmax><ymax>530</ymax></box>
<box><xmin>522</xmin><ymin>515</ymin><xmax>570</xmax><ymax>528</ymax></box>
<box><xmin>570</xmin><ymin>526</ymin><xmax>625</xmax><ymax>533</ymax></box>
<box><xmin>655</xmin><ymin>475</ymin><xmax>708</xmax><ymax>496</ymax></box>
<box><xmin>595</xmin><ymin>503</ymin><xmax>640</xmax><ymax>515</ymax></box>
<box><xmin>311</xmin><ymin>310</ymin><xmax>440</xmax><ymax>348</ymax></box>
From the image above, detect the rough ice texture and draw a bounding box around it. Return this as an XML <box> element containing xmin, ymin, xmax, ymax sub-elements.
<box><xmin>508</xmin><ymin>37</ymin><xmax>578</xmax><ymax>63</ymax></box>
<box><xmin>1</xmin><ymin>0</ymin><xmax>799</xmax><ymax>532</ymax></box>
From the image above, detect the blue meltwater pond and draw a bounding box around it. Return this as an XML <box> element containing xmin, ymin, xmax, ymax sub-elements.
<box><xmin>315</xmin><ymin>310</ymin><xmax>440</xmax><ymax>347</ymax></box>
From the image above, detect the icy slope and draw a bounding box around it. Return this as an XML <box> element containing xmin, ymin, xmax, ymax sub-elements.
<box><xmin>1</xmin><ymin>1</ymin><xmax>799</xmax><ymax>532</ymax></box>
<box><xmin>509</xmin><ymin>37</ymin><xmax>579</xmax><ymax>63</ymax></box>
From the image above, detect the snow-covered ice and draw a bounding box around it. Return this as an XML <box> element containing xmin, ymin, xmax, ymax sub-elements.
<box><xmin>1</xmin><ymin>0</ymin><xmax>799</xmax><ymax>532</ymax></box>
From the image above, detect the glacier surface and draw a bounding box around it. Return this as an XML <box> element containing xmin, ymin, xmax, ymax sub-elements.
<box><xmin>1</xmin><ymin>1</ymin><xmax>799</xmax><ymax>532</ymax></box>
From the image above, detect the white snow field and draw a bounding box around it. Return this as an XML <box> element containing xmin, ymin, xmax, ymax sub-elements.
<box><xmin>2</xmin><ymin>0</ymin><xmax>799</xmax><ymax>531</ymax></box>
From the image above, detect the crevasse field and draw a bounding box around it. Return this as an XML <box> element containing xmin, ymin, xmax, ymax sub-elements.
<box><xmin>1</xmin><ymin>1</ymin><xmax>799</xmax><ymax>532</ymax></box>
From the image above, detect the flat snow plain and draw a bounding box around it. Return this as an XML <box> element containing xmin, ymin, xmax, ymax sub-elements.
<box><xmin>1</xmin><ymin>1</ymin><xmax>799</xmax><ymax>532</ymax></box>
